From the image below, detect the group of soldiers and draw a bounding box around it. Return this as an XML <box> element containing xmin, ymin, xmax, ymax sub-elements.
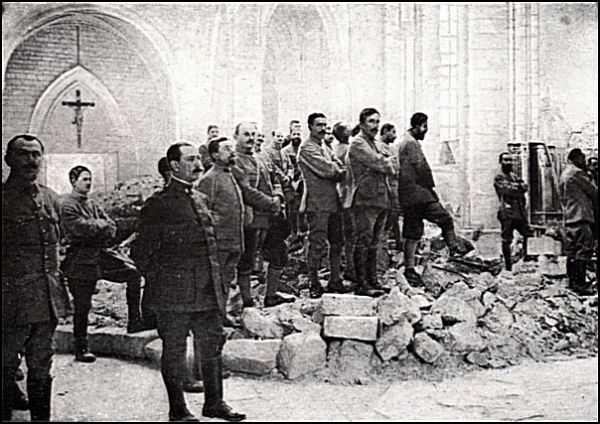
<box><xmin>2</xmin><ymin>106</ymin><xmax>597</xmax><ymax>422</ymax></box>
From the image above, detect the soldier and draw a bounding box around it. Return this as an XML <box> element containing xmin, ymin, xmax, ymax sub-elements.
<box><xmin>233</xmin><ymin>122</ymin><xmax>293</xmax><ymax>308</ymax></box>
<box><xmin>298</xmin><ymin>113</ymin><xmax>349</xmax><ymax>298</ymax></box>
<box><xmin>3</xmin><ymin>134</ymin><xmax>71</xmax><ymax>421</ymax></box>
<box><xmin>197</xmin><ymin>137</ymin><xmax>275</xmax><ymax>302</ymax></box>
<box><xmin>283</xmin><ymin>123</ymin><xmax>308</xmax><ymax>242</ymax></box>
<box><xmin>323</xmin><ymin>125</ymin><xmax>335</xmax><ymax>151</ymax></box>
<box><xmin>398</xmin><ymin>113</ymin><xmax>471</xmax><ymax>286</ymax></box>
<box><xmin>348</xmin><ymin>108</ymin><xmax>395</xmax><ymax>297</ymax></box>
<box><xmin>60</xmin><ymin>166</ymin><xmax>145</xmax><ymax>364</ymax></box>
<box><xmin>494</xmin><ymin>152</ymin><xmax>533</xmax><ymax>277</ymax></box>
<box><xmin>379</xmin><ymin>123</ymin><xmax>402</xmax><ymax>251</ymax></box>
<box><xmin>199</xmin><ymin>125</ymin><xmax>221</xmax><ymax>171</ymax></box>
<box><xmin>282</xmin><ymin>119</ymin><xmax>302</xmax><ymax>149</ymax></box>
<box><xmin>332</xmin><ymin>121</ymin><xmax>357</xmax><ymax>282</ymax></box>
<box><xmin>559</xmin><ymin>149</ymin><xmax>598</xmax><ymax>296</ymax></box>
<box><xmin>132</xmin><ymin>142</ymin><xmax>245</xmax><ymax>422</ymax></box>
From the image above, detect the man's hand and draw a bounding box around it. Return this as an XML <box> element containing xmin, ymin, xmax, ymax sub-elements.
<box><xmin>271</xmin><ymin>196</ymin><xmax>282</xmax><ymax>214</ymax></box>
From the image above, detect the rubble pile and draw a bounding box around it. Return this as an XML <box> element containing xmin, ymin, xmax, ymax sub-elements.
<box><xmin>83</xmin><ymin>236</ymin><xmax>597</xmax><ymax>384</ymax></box>
<box><xmin>91</xmin><ymin>175</ymin><xmax>163</xmax><ymax>241</ymax></box>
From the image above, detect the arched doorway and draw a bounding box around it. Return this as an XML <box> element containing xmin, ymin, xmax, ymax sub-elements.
<box><xmin>2</xmin><ymin>5</ymin><xmax>176</xmax><ymax>188</ymax></box>
<box><xmin>261</xmin><ymin>4</ymin><xmax>332</xmax><ymax>134</ymax></box>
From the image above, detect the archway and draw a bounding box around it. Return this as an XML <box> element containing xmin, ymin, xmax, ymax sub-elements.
<box><xmin>261</xmin><ymin>4</ymin><xmax>332</xmax><ymax>133</ymax></box>
<box><xmin>2</xmin><ymin>5</ymin><xmax>177</xmax><ymax>184</ymax></box>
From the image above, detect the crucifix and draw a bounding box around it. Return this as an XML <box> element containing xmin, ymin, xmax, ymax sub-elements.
<box><xmin>62</xmin><ymin>89</ymin><xmax>95</xmax><ymax>149</ymax></box>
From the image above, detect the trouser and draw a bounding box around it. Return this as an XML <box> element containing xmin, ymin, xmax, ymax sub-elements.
<box><xmin>352</xmin><ymin>206</ymin><xmax>388</xmax><ymax>283</ymax></box>
<box><xmin>3</xmin><ymin>320</ymin><xmax>56</xmax><ymax>421</ymax></box>
<box><xmin>565</xmin><ymin>223</ymin><xmax>594</xmax><ymax>291</ymax></box>
<box><xmin>156</xmin><ymin>310</ymin><xmax>225</xmax><ymax>414</ymax></box>
<box><xmin>68</xmin><ymin>277</ymin><xmax>142</xmax><ymax>346</ymax></box>
<box><xmin>342</xmin><ymin>208</ymin><xmax>356</xmax><ymax>276</ymax></box>
<box><xmin>384</xmin><ymin>210</ymin><xmax>403</xmax><ymax>249</ymax></box>
<box><xmin>306</xmin><ymin>211</ymin><xmax>344</xmax><ymax>282</ymax></box>
<box><xmin>498</xmin><ymin>213</ymin><xmax>533</xmax><ymax>271</ymax></box>
<box><xmin>403</xmin><ymin>201</ymin><xmax>457</xmax><ymax>248</ymax></box>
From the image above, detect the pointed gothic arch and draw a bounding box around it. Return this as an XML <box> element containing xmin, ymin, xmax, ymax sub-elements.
<box><xmin>29</xmin><ymin>65</ymin><xmax>130</xmax><ymax>137</ymax></box>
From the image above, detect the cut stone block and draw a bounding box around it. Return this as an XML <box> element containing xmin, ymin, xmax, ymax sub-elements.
<box><xmin>323</xmin><ymin>316</ymin><xmax>379</xmax><ymax>342</ymax></box>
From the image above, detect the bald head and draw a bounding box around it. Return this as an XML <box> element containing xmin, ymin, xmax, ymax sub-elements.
<box><xmin>234</xmin><ymin>121</ymin><xmax>258</xmax><ymax>154</ymax></box>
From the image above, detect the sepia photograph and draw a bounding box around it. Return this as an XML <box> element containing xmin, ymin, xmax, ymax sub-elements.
<box><xmin>2</xmin><ymin>2</ymin><xmax>598</xmax><ymax>422</ymax></box>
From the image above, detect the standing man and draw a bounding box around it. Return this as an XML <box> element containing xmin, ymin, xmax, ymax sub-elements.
<box><xmin>132</xmin><ymin>142</ymin><xmax>245</xmax><ymax>422</ymax></box>
<box><xmin>397</xmin><ymin>113</ymin><xmax>470</xmax><ymax>286</ymax></box>
<box><xmin>588</xmin><ymin>157</ymin><xmax>598</xmax><ymax>252</ymax></box>
<box><xmin>332</xmin><ymin>122</ymin><xmax>357</xmax><ymax>282</ymax></box>
<box><xmin>199</xmin><ymin>125</ymin><xmax>220</xmax><ymax>171</ymax></box>
<box><xmin>494</xmin><ymin>153</ymin><xmax>532</xmax><ymax>276</ymax></box>
<box><xmin>559</xmin><ymin>149</ymin><xmax>598</xmax><ymax>295</ymax></box>
<box><xmin>3</xmin><ymin>134</ymin><xmax>71</xmax><ymax>421</ymax></box>
<box><xmin>379</xmin><ymin>123</ymin><xmax>402</xmax><ymax>251</ymax></box>
<box><xmin>282</xmin><ymin>119</ymin><xmax>302</xmax><ymax>148</ymax></box>
<box><xmin>348</xmin><ymin>108</ymin><xmax>395</xmax><ymax>296</ymax></box>
<box><xmin>61</xmin><ymin>166</ymin><xmax>145</xmax><ymax>364</ymax></box>
<box><xmin>298</xmin><ymin>113</ymin><xmax>349</xmax><ymax>298</ymax></box>
<box><xmin>233</xmin><ymin>122</ymin><xmax>291</xmax><ymax>308</ymax></box>
<box><xmin>283</xmin><ymin>123</ymin><xmax>308</xmax><ymax>242</ymax></box>
<box><xmin>323</xmin><ymin>125</ymin><xmax>335</xmax><ymax>152</ymax></box>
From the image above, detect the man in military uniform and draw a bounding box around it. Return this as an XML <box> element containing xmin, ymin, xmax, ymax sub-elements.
<box><xmin>298</xmin><ymin>113</ymin><xmax>348</xmax><ymax>298</ymax></box>
<box><xmin>379</xmin><ymin>123</ymin><xmax>402</xmax><ymax>251</ymax></box>
<box><xmin>559</xmin><ymin>149</ymin><xmax>598</xmax><ymax>296</ymax></box>
<box><xmin>60</xmin><ymin>166</ymin><xmax>145</xmax><ymax>363</ymax></box>
<box><xmin>233</xmin><ymin>122</ymin><xmax>292</xmax><ymax>308</ymax></box>
<box><xmin>3</xmin><ymin>134</ymin><xmax>71</xmax><ymax>421</ymax></box>
<box><xmin>132</xmin><ymin>142</ymin><xmax>245</xmax><ymax>422</ymax></box>
<box><xmin>199</xmin><ymin>125</ymin><xmax>220</xmax><ymax>171</ymax></box>
<box><xmin>348</xmin><ymin>108</ymin><xmax>396</xmax><ymax>297</ymax></box>
<box><xmin>494</xmin><ymin>153</ymin><xmax>533</xmax><ymax>276</ymax></box>
<box><xmin>398</xmin><ymin>113</ymin><xmax>471</xmax><ymax>286</ymax></box>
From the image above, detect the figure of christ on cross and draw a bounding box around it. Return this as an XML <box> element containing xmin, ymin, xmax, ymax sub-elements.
<box><xmin>62</xmin><ymin>89</ymin><xmax>95</xmax><ymax>148</ymax></box>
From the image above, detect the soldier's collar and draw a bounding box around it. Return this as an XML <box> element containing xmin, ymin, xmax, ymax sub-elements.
<box><xmin>4</xmin><ymin>175</ymin><xmax>40</xmax><ymax>194</ymax></box>
<box><xmin>170</xmin><ymin>176</ymin><xmax>194</xmax><ymax>192</ymax></box>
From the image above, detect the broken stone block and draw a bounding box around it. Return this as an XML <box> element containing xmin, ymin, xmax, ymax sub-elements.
<box><xmin>277</xmin><ymin>332</ymin><xmax>327</xmax><ymax>379</ymax></box>
<box><xmin>527</xmin><ymin>236</ymin><xmax>562</xmax><ymax>256</ymax></box>
<box><xmin>482</xmin><ymin>303</ymin><xmax>515</xmax><ymax>333</ymax></box>
<box><xmin>270</xmin><ymin>303</ymin><xmax>322</xmax><ymax>335</ymax></box>
<box><xmin>241</xmin><ymin>307</ymin><xmax>284</xmax><ymax>339</ymax></box>
<box><xmin>410</xmin><ymin>294</ymin><xmax>433</xmax><ymax>310</ymax></box>
<box><xmin>222</xmin><ymin>339</ymin><xmax>282</xmax><ymax>375</ymax></box>
<box><xmin>444</xmin><ymin>323</ymin><xmax>486</xmax><ymax>353</ymax></box>
<box><xmin>444</xmin><ymin>283</ymin><xmax>486</xmax><ymax>318</ymax></box>
<box><xmin>83</xmin><ymin>327</ymin><xmax>159</xmax><ymax>359</ymax></box>
<box><xmin>418</xmin><ymin>312</ymin><xmax>444</xmax><ymax>330</ymax></box>
<box><xmin>327</xmin><ymin>339</ymin><xmax>378</xmax><ymax>375</ymax></box>
<box><xmin>421</xmin><ymin>263</ymin><xmax>465</xmax><ymax>297</ymax></box>
<box><xmin>321</xmin><ymin>294</ymin><xmax>377</xmax><ymax>317</ymax></box>
<box><xmin>412</xmin><ymin>332</ymin><xmax>444</xmax><ymax>364</ymax></box>
<box><xmin>431</xmin><ymin>294</ymin><xmax>477</xmax><ymax>325</ymax></box>
<box><xmin>375</xmin><ymin>316</ymin><xmax>414</xmax><ymax>361</ymax></box>
<box><xmin>465</xmin><ymin>351</ymin><xmax>491</xmax><ymax>367</ymax></box>
<box><xmin>377</xmin><ymin>287</ymin><xmax>422</xmax><ymax>326</ymax></box>
<box><xmin>323</xmin><ymin>316</ymin><xmax>379</xmax><ymax>342</ymax></box>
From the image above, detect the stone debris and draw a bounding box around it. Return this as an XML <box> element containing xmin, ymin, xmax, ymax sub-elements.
<box><xmin>323</xmin><ymin>316</ymin><xmax>379</xmax><ymax>342</ymax></box>
<box><xmin>377</xmin><ymin>287</ymin><xmax>422</xmax><ymax>326</ymax></box>
<box><xmin>375</xmin><ymin>316</ymin><xmax>414</xmax><ymax>361</ymax></box>
<box><xmin>321</xmin><ymin>294</ymin><xmax>377</xmax><ymax>317</ymax></box>
<box><xmin>222</xmin><ymin>339</ymin><xmax>281</xmax><ymax>375</ymax></box>
<box><xmin>241</xmin><ymin>307</ymin><xmax>285</xmax><ymax>339</ymax></box>
<box><xmin>277</xmin><ymin>332</ymin><xmax>327</xmax><ymax>379</ymax></box>
<box><xmin>412</xmin><ymin>332</ymin><xmax>444</xmax><ymax>364</ymax></box>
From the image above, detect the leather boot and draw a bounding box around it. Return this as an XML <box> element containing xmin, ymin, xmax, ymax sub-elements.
<box><xmin>502</xmin><ymin>242</ymin><xmax>513</xmax><ymax>272</ymax></box>
<box><xmin>201</xmin><ymin>359</ymin><xmax>246</xmax><ymax>422</ymax></box>
<box><xmin>127</xmin><ymin>279</ymin><xmax>145</xmax><ymax>333</ymax></box>
<box><xmin>343</xmin><ymin>244</ymin><xmax>357</xmax><ymax>282</ymax></box>
<box><xmin>28</xmin><ymin>377</ymin><xmax>52</xmax><ymax>422</ymax></box>
<box><xmin>74</xmin><ymin>339</ymin><xmax>96</xmax><ymax>363</ymax></box>
<box><xmin>237</xmin><ymin>274</ymin><xmax>255</xmax><ymax>308</ymax></box>
<box><xmin>264</xmin><ymin>268</ymin><xmax>295</xmax><ymax>307</ymax></box>
<box><xmin>366</xmin><ymin>248</ymin><xmax>390</xmax><ymax>294</ymax></box>
<box><xmin>573</xmin><ymin>260</ymin><xmax>594</xmax><ymax>296</ymax></box>
<box><xmin>566</xmin><ymin>258</ymin><xmax>577</xmax><ymax>290</ymax></box>
<box><xmin>164</xmin><ymin>375</ymin><xmax>198</xmax><ymax>421</ymax></box>
<box><xmin>308</xmin><ymin>268</ymin><xmax>324</xmax><ymax>299</ymax></box>
<box><xmin>353</xmin><ymin>248</ymin><xmax>383</xmax><ymax>297</ymax></box>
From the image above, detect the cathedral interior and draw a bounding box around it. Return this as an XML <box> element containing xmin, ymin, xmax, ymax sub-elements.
<box><xmin>2</xmin><ymin>2</ymin><xmax>598</xmax><ymax>229</ymax></box>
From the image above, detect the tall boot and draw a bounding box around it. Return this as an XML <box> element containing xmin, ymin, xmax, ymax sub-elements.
<box><xmin>163</xmin><ymin>375</ymin><xmax>197</xmax><ymax>421</ymax></box>
<box><xmin>573</xmin><ymin>260</ymin><xmax>594</xmax><ymax>295</ymax></box>
<box><xmin>566</xmin><ymin>258</ymin><xmax>577</xmax><ymax>290</ymax></box>
<box><xmin>308</xmin><ymin>268</ymin><xmax>324</xmax><ymax>299</ymax></box>
<box><xmin>366</xmin><ymin>248</ymin><xmax>389</xmax><ymax>294</ymax></box>
<box><xmin>343</xmin><ymin>243</ymin><xmax>357</xmax><ymax>282</ymax></box>
<box><xmin>201</xmin><ymin>358</ymin><xmax>246</xmax><ymax>422</ymax></box>
<box><xmin>237</xmin><ymin>274</ymin><xmax>255</xmax><ymax>308</ymax></box>
<box><xmin>264</xmin><ymin>267</ymin><xmax>295</xmax><ymax>307</ymax></box>
<box><xmin>126</xmin><ymin>279</ymin><xmax>145</xmax><ymax>333</ymax></box>
<box><xmin>354</xmin><ymin>247</ymin><xmax>382</xmax><ymax>297</ymax></box>
<box><xmin>327</xmin><ymin>246</ymin><xmax>349</xmax><ymax>294</ymax></box>
<box><xmin>502</xmin><ymin>242</ymin><xmax>513</xmax><ymax>271</ymax></box>
<box><xmin>28</xmin><ymin>377</ymin><xmax>52</xmax><ymax>422</ymax></box>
